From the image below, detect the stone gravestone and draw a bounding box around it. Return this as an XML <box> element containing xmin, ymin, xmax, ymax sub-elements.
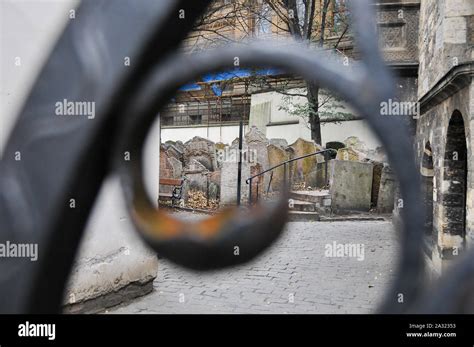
<box><xmin>183</xmin><ymin>136</ymin><xmax>217</xmax><ymax>172</ymax></box>
<box><xmin>343</xmin><ymin>136</ymin><xmax>384</xmax><ymax>162</ymax></box>
<box><xmin>215</xmin><ymin>142</ymin><xmax>226</xmax><ymax>169</ymax></box>
<box><xmin>182</xmin><ymin>159</ymin><xmax>209</xmax><ymax>201</ymax></box>
<box><xmin>336</xmin><ymin>147</ymin><xmax>363</xmax><ymax>161</ymax></box>
<box><xmin>267</xmin><ymin>144</ymin><xmax>290</xmax><ymax>192</ymax></box>
<box><xmin>173</xmin><ymin>140</ymin><xmax>185</xmax><ymax>154</ymax></box>
<box><xmin>159</xmin><ymin>144</ymin><xmax>173</xmax><ymax>179</ymax></box>
<box><xmin>221</xmin><ymin>127</ymin><xmax>270</xmax><ymax>204</ymax></box>
<box><xmin>165</xmin><ymin>140</ymin><xmax>185</xmax><ymax>157</ymax></box>
<box><xmin>159</xmin><ymin>144</ymin><xmax>183</xmax><ymax>197</ymax></box>
<box><xmin>208</xmin><ymin>171</ymin><xmax>221</xmax><ymax>200</ymax></box>
<box><xmin>220</xmin><ymin>159</ymin><xmax>250</xmax><ymax>205</ymax></box>
<box><xmin>269</xmin><ymin>138</ymin><xmax>288</xmax><ymax>149</ymax></box>
<box><xmin>344</xmin><ymin>136</ymin><xmax>368</xmax><ymax>153</ymax></box>
<box><xmin>166</xmin><ymin>144</ymin><xmax>184</xmax><ymax>163</ymax></box>
<box><xmin>371</xmin><ymin>161</ymin><xmax>384</xmax><ymax>208</ymax></box>
<box><xmin>289</xmin><ymin>138</ymin><xmax>325</xmax><ymax>188</ymax></box>
<box><xmin>376</xmin><ymin>164</ymin><xmax>396</xmax><ymax>213</ymax></box>
<box><xmin>245</xmin><ymin>126</ymin><xmax>270</xmax><ymax>193</ymax></box>
<box><xmin>168</xmin><ymin>157</ymin><xmax>183</xmax><ymax>178</ymax></box>
<box><xmin>329</xmin><ymin>159</ymin><xmax>374</xmax><ymax>212</ymax></box>
<box><xmin>249</xmin><ymin>163</ymin><xmax>263</xmax><ymax>202</ymax></box>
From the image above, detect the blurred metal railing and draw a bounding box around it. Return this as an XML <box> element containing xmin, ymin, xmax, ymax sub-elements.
<box><xmin>246</xmin><ymin>149</ymin><xmax>335</xmax><ymax>205</ymax></box>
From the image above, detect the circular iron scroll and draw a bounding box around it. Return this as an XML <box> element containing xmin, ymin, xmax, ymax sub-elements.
<box><xmin>114</xmin><ymin>0</ymin><xmax>432</xmax><ymax>313</ymax></box>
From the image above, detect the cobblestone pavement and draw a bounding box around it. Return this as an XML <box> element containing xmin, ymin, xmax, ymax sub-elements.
<box><xmin>108</xmin><ymin>212</ymin><xmax>398</xmax><ymax>314</ymax></box>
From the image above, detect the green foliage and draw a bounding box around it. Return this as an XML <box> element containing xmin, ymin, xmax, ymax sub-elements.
<box><xmin>278</xmin><ymin>89</ymin><xmax>356</xmax><ymax>126</ymax></box>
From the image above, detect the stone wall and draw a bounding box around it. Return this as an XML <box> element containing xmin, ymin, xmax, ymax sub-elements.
<box><xmin>0</xmin><ymin>2</ymin><xmax>159</xmax><ymax>313</ymax></box>
<box><xmin>65</xmin><ymin>178</ymin><xmax>158</xmax><ymax>313</ymax></box>
<box><xmin>415</xmin><ymin>83</ymin><xmax>473</xmax><ymax>272</ymax></box>
<box><xmin>405</xmin><ymin>0</ymin><xmax>474</xmax><ymax>274</ymax></box>
<box><xmin>418</xmin><ymin>0</ymin><xmax>473</xmax><ymax>97</ymax></box>
<box><xmin>376</xmin><ymin>0</ymin><xmax>420</xmax><ymax>63</ymax></box>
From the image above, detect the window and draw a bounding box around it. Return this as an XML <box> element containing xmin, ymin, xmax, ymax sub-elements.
<box><xmin>255</xmin><ymin>3</ymin><xmax>272</xmax><ymax>37</ymax></box>
<box><xmin>189</xmin><ymin>115</ymin><xmax>202</xmax><ymax>125</ymax></box>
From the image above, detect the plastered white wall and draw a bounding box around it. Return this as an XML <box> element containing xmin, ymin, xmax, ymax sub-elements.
<box><xmin>0</xmin><ymin>0</ymin><xmax>158</xmax><ymax>307</ymax></box>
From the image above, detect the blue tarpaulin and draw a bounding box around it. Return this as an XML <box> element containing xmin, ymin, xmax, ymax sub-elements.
<box><xmin>210</xmin><ymin>83</ymin><xmax>222</xmax><ymax>96</ymax></box>
<box><xmin>179</xmin><ymin>68</ymin><xmax>281</xmax><ymax>93</ymax></box>
<box><xmin>179</xmin><ymin>83</ymin><xmax>202</xmax><ymax>91</ymax></box>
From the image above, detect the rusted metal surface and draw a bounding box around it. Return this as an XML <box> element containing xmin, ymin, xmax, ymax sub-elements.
<box><xmin>1</xmin><ymin>0</ymin><xmax>471</xmax><ymax>314</ymax></box>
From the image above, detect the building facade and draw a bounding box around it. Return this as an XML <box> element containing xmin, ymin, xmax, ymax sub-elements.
<box><xmin>414</xmin><ymin>0</ymin><xmax>473</xmax><ymax>274</ymax></box>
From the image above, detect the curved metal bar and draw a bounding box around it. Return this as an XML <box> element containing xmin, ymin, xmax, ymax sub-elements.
<box><xmin>0</xmin><ymin>0</ymin><xmax>213</xmax><ymax>313</ymax></box>
<box><xmin>0</xmin><ymin>0</ymin><xmax>436</xmax><ymax>313</ymax></box>
<box><xmin>114</xmin><ymin>1</ymin><xmax>424</xmax><ymax>312</ymax></box>
<box><xmin>412</xmin><ymin>248</ymin><xmax>474</xmax><ymax>313</ymax></box>
<box><xmin>245</xmin><ymin>149</ymin><xmax>337</xmax><ymax>185</ymax></box>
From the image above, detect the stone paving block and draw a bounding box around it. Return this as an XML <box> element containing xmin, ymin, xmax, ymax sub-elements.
<box><xmin>108</xmin><ymin>213</ymin><xmax>397</xmax><ymax>314</ymax></box>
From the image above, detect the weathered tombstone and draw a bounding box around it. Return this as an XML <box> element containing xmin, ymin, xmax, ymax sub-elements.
<box><xmin>225</xmin><ymin>127</ymin><xmax>271</xmax><ymax>202</ymax></box>
<box><xmin>168</xmin><ymin>157</ymin><xmax>183</xmax><ymax>178</ymax></box>
<box><xmin>245</xmin><ymin>126</ymin><xmax>270</xmax><ymax>191</ymax></box>
<box><xmin>329</xmin><ymin>159</ymin><xmax>374</xmax><ymax>212</ymax></box>
<box><xmin>289</xmin><ymin>138</ymin><xmax>325</xmax><ymax>188</ymax></box>
<box><xmin>267</xmin><ymin>144</ymin><xmax>289</xmax><ymax>191</ymax></box>
<box><xmin>269</xmin><ymin>138</ymin><xmax>288</xmax><ymax>149</ymax></box>
<box><xmin>184</xmin><ymin>136</ymin><xmax>217</xmax><ymax>171</ymax></box>
<box><xmin>159</xmin><ymin>144</ymin><xmax>183</xmax><ymax>198</ymax></box>
<box><xmin>208</xmin><ymin>182</ymin><xmax>220</xmax><ymax>200</ymax></box>
<box><xmin>215</xmin><ymin>142</ymin><xmax>226</xmax><ymax>169</ymax></box>
<box><xmin>159</xmin><ymin>144</ymin><xmax>173</xmax><ymax>179</ymax></box>
<box><xmin>215</xmin><ymin>142</ymin><xmax>226</xmax><ymax>150</ymax></box>
<box><xmin>182</xmin><ymin>159</ymin><xmax>209</xmax><ymax>201</ymax></box>
<box><xmin>208</xmin><ymin>171</ymin><xmax>221</xmax><ymax>200</ymax></box>
<box><xmin>245</xmin><ymin>126</ymin><xmax>268</xmax><ymax>144</ymax></box>
<box><xmin>166</xmin><ymin>144</ymin><xmax>184</xmax><ymax>162</ymax></box>
<box><xmin>161</xmin><ymin>144</ymin><xmax>183</xmax><ymax>178</ymax></box>
<box><xmin>344</xmin><ymin>136</ymin><xmax>368</xmax><ymax>153</ymax></box>
<box><xmin>371</xmin><ymin>161</ymin><xmax>384</xmax><ymax>208</ymax></box>
<box><xmin>220</xmin><ymin>160</ymin><xmax>250</xmax><ymax>205</ymax></box>
<box><xmin>343</xmin><ymin>136</ymin><xmax>386</xmax><ymax>161</ymax></box>
<box><xmin>209</xmin><ymin>170</ymin><xmax>221</xmax><ymax>186</ymax></box>
<box><xmin>336</xmin><ymin>147</ymin><xmax>364</xmax><ymax>161</ymax></box>
<box><xmin>376</xmin><ymin>164</ymin><xmax>396</xmax><ymax>213</ymax></box>
<box><xmin>249</xmin><ymin>163</ymin><xmax>263</xmax><ymax>202</ymax></box>
<box><xmin>173</xmin><ymin>140</ymin><xmax>185</xmax><ymax>154</ymax></box>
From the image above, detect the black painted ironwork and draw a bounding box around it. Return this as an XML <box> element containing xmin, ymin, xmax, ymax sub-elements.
<box><xmin>237</xmin><ymin>121</ymin><xmax>243</xmax><ymax>206</ymax></box>
<box><xmin>1</xmin><ymin>0</ymin><xmax>473</xmax><ymax>314</ymax></box>
<box><xmin>246</xmin><ymin>149</ymin><xmax>336</xmax><ymax>205</ymax></box>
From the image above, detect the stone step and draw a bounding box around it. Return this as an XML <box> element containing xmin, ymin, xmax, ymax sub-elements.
<box><xmin>290</xmin><ymin>190</ymin><xmax>331</xmax><ymax>207</ymax></box>
<box><xmin>290</xmin><ymin>199</ymin><xmax>317</xmax><ymax>212</ymax></box>
<box><xmin>288</xmin><ymin>211</ymin><xmax>320</xmax><ymax>222</ymax></box>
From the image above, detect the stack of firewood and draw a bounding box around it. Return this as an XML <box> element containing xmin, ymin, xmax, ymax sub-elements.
<box><xmin>186</xmin><ymin>190</ymin><xmax>219</xmax><ymax>210</ymax></box>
